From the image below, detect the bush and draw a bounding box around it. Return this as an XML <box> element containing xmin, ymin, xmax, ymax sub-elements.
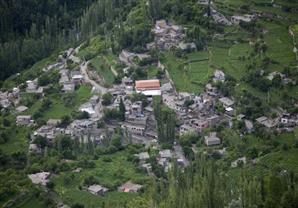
<box><xmin>73</xmin><ymin>111</ymin><xmax>90</xmax><ymax>120</ymax></box>
<box><xmin>46</xmin><ymin>181</ymin><xmax>55</xmax><ymax>189</ymax></box>
<box><xmin>102</xmin><ymin>93</ymin><xmax>113</xmax><ymax>106</ymax></box>
<box><xmin>71</xmin><ymin>203</ymin><xmax>85</xmax><ymax>208</ymax></box>
<box><xmin>2</xmin><ymin>118</ymin><xmax>11</xmax><ymax>127</ymax></box>
<box><xmin>103</xmin><ymin>109</ymin><xmax>122</xmax><ymax>121</ymax></box>
<box><xmin>38</xmin><ymin>71</ymin><xmax>60</xmax><ymax>86</ymax></box>
<box><xmin>83</xmin><ymin>175</ymin><xmax>98</xmax><ymax>186</ymax></box>
<box><xmin>62</xmin><ymin>93</ymin><xmax>76</xmax><ymax>107</ymax></box>
<box><xmin>33</xmin><ymin>136</ymin><xmax>48</xmax><ymax>148</ymax></box>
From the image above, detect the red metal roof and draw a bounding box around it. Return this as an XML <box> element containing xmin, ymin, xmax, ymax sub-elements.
<box><xmin>135</xmin><ymin>79</ymin><xmax>160</xmax><ymax>91</ymax></box>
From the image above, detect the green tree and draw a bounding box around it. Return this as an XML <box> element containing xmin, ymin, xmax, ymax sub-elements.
<box><xmin>119</xmin><ymin>98</ymin><xmax>126</xmax><ymax>121</ymax></box>
<box><xmin>102</xmin><ymin>93</ymin><xmax>113</xmax><ymax>106</ymax></box>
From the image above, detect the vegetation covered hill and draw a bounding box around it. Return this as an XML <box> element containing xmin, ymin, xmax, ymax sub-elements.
<box><xmin>0</xmin><ymin>0</ymin><xmax>298</xmax><ymax>208</ymax></box>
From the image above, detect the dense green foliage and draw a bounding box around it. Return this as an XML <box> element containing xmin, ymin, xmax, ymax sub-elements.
<box><xmin>152</xmin><ymin>157</ymin><xmax>298</xmax><ymax>208</ymax></box>
<box><xmin>0</xmin><ymin>0</ymin><xmax>96</xmax><ymax>81</ymax></box>
<box><xmin>153</xmin><ymin>96</ymin><xmax>176</xmax><ymax>144</ymax></box>
<box><xmin>0</xmin><ymin>0</ymin><xmax>141</xmax><ymax>81</ymax></box>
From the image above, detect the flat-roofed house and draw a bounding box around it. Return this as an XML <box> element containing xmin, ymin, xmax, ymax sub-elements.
<box><xmin>180</xmin><ymin>124</ymin><xmax>197</xmax><ymax>136</ymax></box>
<box><xmin>71</xmin><ymin>71</ymin><xmax>84</xmax><ymax>85</ymax></box>
<box><xmin>121</xmin><ymin>123</ymin><xmax>146</xmax><ymax>136</ymax></box>
<box><xmin>16</xmin><ymin>115</ymin><xmax>34</xmax><ymax>126</ymax></box>
<box><xmin>178</xmin><ymin>42</ymin><xmax>197</xmax><ymax>51</ymax></box>
<box><xmin>231</xmin><ymin>14</ymin><xmax>256</xmax><ymax>25</ymax></box>
<box><xmin>16</xmin><ymin>106</ymin><xmax>28</xmax><ymax>113</ymax></box>
<box><xmin>135</xmin><ymin>79</ymin><xmax>161</xmax><ymax>96</ymax></box>
<box><xmin>189</xmin><ymin>119</ymin><xmax>209</xmax><ymax>132</ymax></box>
<box><xmin>28</xmin><ymin>172</ymin><xmax>51</xmax><ymax>186</ymax></box>
<box><xmin>219</xmin><ymin>97</ymin><xmax>234</xmax><ymax>108</ymax></box>
<box><xmin>62</xmin><ymin>82</ymin><xmax>75</xmax><ymax>93</ymax></box>
<box><xmin>88</xmin><ymin>185</ymin><xmax>109</xmax><ymax>196</ymax></box>
<box><xmin>256</xmin><ymin>116</ymin><xmax>278</xmax><ymax>128</ymax></box>
<box><xmin>204</xmin><ymin>132</ymin><xmax>221</xmax><ymax>146</ymax></box>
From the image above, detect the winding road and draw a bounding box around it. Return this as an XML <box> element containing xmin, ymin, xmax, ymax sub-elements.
<box><xmin>80</xmin><ymin>61</ymin><xmax>108</xmax><ymax>94</ymax></box>
<box><xmin>73</xmin><ymin>45</ymin><xmax>108</xmax><ymax>94</ymax></box>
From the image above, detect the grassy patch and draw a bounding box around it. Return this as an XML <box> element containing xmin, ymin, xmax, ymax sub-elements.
<box><xmin>209</xmin><ymin>45</ymin><xmax>249</xmax><ymax>80</ymax></box>
<box><xmin>90</xmin><ymin>56</ymin><xmax>115</xmax><ymax>86</ymax></box>
<box><xmin>147</xmin><ymin>66</ymin><xmax>159</xmax><ymax>79</ymax></box>
<box><xmin>163</xmin><ymin>52</ymin><xmax>213</xmax><ymax>93</ymax></box>
<box><xmin>0</xmin><ymin>126</ymin><xmax>31</xmax><ymax>154</ymax></box>
<box><xmin>262</xmin><ymin>21</ymin><xmax>296</xmax><ymax>67</ymax></box>
<box><xmin>290</xmin><ymin>24</ymin><xmax>298</xmax><ymax>43</ymax></box>
<box><xmin>26</xmin><ymin>85</ymin><xmax>92</xmax><ymax>120</ymax></box>
<box><xmin>78</xmin><ymin>36</ymin><xmax>106</xmax><ymax>60</ymax></box>
<box><xmin>259</xmin><ymin>148</ymin><xmax>298</xmax><ymax>173</ymax></box>
<box><xmin>17</xmin><ymin>197</ymin><xmax>45</xmax><ymax>208</ymax></box>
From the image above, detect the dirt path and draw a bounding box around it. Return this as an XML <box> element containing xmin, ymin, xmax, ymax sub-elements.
<box><xmin>289</xmin><ymin>27</ymin><xmax>298</xmax><ymax>61</ymax></box>
<box><xmin>80</xmin><ymin>61</ymin><xmax>108</xmax><ymax>94</ymax></box>
<box><xmin>103</xmin><ymin>56</ymin><xmax>118</xmax><ymax>76</ymax></box>
<box><xmin>71</xmin><ymin>45</ymin><xmax>109</xmax><ymax>94</ymax></box>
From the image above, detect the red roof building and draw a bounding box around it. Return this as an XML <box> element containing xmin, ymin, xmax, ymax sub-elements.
<box><xmin>135</xmin><ymin>79</ymin><xmax>161</xmax><ymax>96</ymax></box>
<box><xmin>135</xmin><ymin>79</ymin><xmax>160</xmax><ymax>91</ymax></box>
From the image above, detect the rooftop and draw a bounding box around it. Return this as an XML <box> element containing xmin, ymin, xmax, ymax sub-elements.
<box><xmin>135</xmin><ymin>79</ymin><xmax>161</xmax><ymax>90</ymax></box>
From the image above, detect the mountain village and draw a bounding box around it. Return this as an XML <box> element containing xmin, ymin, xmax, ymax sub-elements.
<box><xmin>0</xmin><ymin>18</ymin><xmax>297</xmax><ymax>200</ymax></box>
